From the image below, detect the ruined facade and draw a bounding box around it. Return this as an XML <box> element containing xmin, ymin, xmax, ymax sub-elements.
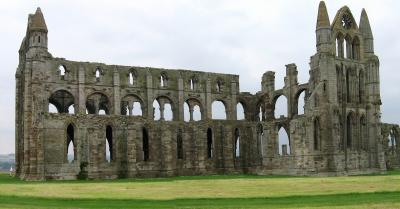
<box><xmin>15</xmin><ymin>2</ymin><xmax>400</xmax><ymax>180</ymax></box>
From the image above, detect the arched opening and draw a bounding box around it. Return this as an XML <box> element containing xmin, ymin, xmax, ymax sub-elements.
<box><xmin>207</xmin><ymin>128</ymin><xmax>213</xmax><ymax>159</ymax></box>
<box><xmin>142</xmin><ymin>127</ymin><xmax>149</xmax><ymax>161</ymax></box>
<box><xmin>344</xmin><ymin>35</ymin><xmax>352</xmax><ymax>59</ymax></box>
<box><xmin>129</xmin><ymin>72</ymin><xmax>135</xmax><ymax>85</ymax></box>
<box><xmin>160</xmin><ymin>74</ymin><xmax>167</xmax><ymax>87</ymax></box>
<box><xmin>59</xmin><ymin>65</ymin><xmax>66</xmax><ymax>78</ymax></box>
<box><xmin>278</xmin><ymin>126</ymin><xmax>290</xmax><ymax>155</ymax></box>
<box><xmin>95</xmin><ymin>67</ymin><xmax>101</xmax><ymax>82</ymax></box>
<box><xmin>234</xmin><ymin>128</ymin><xmax>240</xmax><ymax>158</ymax></box>
<box><xmin>164</xmin><ymin>103</ymin><xmax>173</xmax><ymax>121</ymax></box>
<box><xmin>189</xmin><ymin>77</ymin><xmax>196</xmax><ymax>90</ymax></box>
<box><xmin>49</xmin><ymin>103</ymin><xmax>58</xmax><ymax>113</ymax></box>
<box><xmin>66</xmin><ymin>124</ymin><xmax>75</xmax><ymax>163</ymax></box>
<box><xmin>258</xmin><ymin>125</ymin><xmax>265</xmax><ymax>157</ymax></box>
<box><xmin>352</xmin><ymin>36</ymin><xmax>360</xmax><ymax>60</ymax></box>
<box><xmin>68</xmin><ymin>105</ymin><xmax>75</xmax><ymax>114</ymax></box>
<box><xmin>153</xmin><ymin>100</ymin><xmax>161</xmax><ymax>120</ymax></box>
<box><xmin>360</xmin><ymin>116</ymin><xmax>367</xmax><ymax>150</ymax></box>
<box><xmin>184</xmin><ymin>102</ymin><xmax>190</xmax><ymax>122</ymax></box>
<box><xmin>347</xmin><ymin>113</ymin><xmax>353</xmax><ymax>149</ymax></box>
<box><xmin>216</xmin><ymin>80</ymin><xmax>222</xmax><ymax>92</ymax></box>
<box><xmin>236</xmin><ymin>103</ymin><xmax>245</xmax><ymax>120</ymax></box>
<box><xmin>274</xmin><ymin>95</ymin><xmax>288</xmax><ymax>118</ymax></box>
<box><xmin>296</xmin><ymin>91</ymin><xmax>306</xmax><ymax>115</ymax></box>
<box><xmin>49</xmin><ymin>90</ymin><xmax>75</xmax><ymax>114</ymax></box>
<box><xmin>86</xmin><ymin>92</ymin><xmax>110</xmax><ymax>115</ymax></box>
<box><xmin>388</xmin><ymin>129</ymin><xmax>397</xmax><ymax>153</ymax></box>
<box><xmin>314</xmin><ymin>118</ymin><xmax>320</xmax><ymax>151</ymax></box>
<box><xmin>177</xmin><ymin>129</ymin><xmax>183</xmax><ymax>159</ymax></box>
<box><xmin>336</xmin><ymin>34</ymin><xmax>344</xmax><ymax>58</ymax></box>
<box><xmin>105</xmin><ymin>126</ymin><xmax>113</xmax><ymax>163</ymax></box>
<box><xmin>132</xmin><ymin>102</ymin><xmax>142</xmax><ymax>116</ymax></box>
<box><xmin>193</xmin><ymin>105</ymin><xmax>201</xmax><ymax>121</ymax></box>
<box><xmin>212</xmin><ymin>100</ymin><xmax>227</xmax><ymax>120</ymax></box>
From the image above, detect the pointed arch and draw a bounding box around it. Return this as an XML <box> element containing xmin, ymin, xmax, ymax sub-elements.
<box><xmin>177</xmin><ymin>128</ymin><xmax>183</xmax><ymax>159</ymax></box>
<box><xmin>278</xmin><ymin>126</ymin><xmax>290</xmax><ymax>155</ymax></box>
<box><xmin>234</xmin><ymin>128</ymin><xmax>240</xmax><ymax>158</ymax></box>
<box><xmin>346</xmin><ymin>112</ymin><xmax>353</xmax><ymax>149</ymax></box>
<box><xmin>105</xmin><ymin>125</ymin><xmax>113</xmax><ymax>162</ymax></box>
<box><xmin>142</xmin><ymin>127</ymin><xmax>149</xmax><ymax>161</ymax></box>
<box><xmin>314</xmin><ymin>117</ymin><xmax>321</xmax><ymax>151</ymax></box>
<box><xmin>207</xmin><ymin>128</ymin><xmax>213</xmax><ymax>159</ymax></box>
<box><xmin>295</xmin><ymin>89</ymin><xmax>306</xmax><ymax>115</ymax></box>
<box><xmin>236</xmin><ymin>102</ymin><xmax>245</xmax><ymax>120</ymax></box>
<box><xmin>212</xmin><ymin>100</ymin><xmax>227</xmax><ymax>120</ymax></box>
<box><xmin>274</xmin><ymin>95</ymin><xmax>288</xmax><ymax>118</ymax></box>
<box><xmin>352</xmin><ymin>36</ymin><xmax>360</xmax><ymax>60</ymax></box>
<box><xmin>86</xmin><ymin>92</ymin><xmax>110</xmax><ymax>115</ymax></box>
<box><xmin>49</xmin><ymin>90</ymin><xmax>75</xmax><ymax>114</ymax></box>
<box><xmin>66</xmin><ymin>124</ymin><xmax>76</xmax><ymax>163</ymax></box>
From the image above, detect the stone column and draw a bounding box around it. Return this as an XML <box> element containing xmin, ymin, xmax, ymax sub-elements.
<box><xmin>205</xmin><ymin>76</ymin><xmax>212</xmax><ymax>119</ymax></box>
<box><xmin>78</xmin><ymin>66</ymin><xmax>86</xmax><ymax>114</ymax></box>
<box><xmin>178</xmin><ymin>75</ymin><xmax>184</xmax><ymax>121</ymax></box>
<box><xmin>113</xmin><ymin>67</ymin><xmax>120</xmax><ymax>115</ymax></box>
<box><xmin>146</xmin><ymin>70</ymin><xmax>153</xmax><ymax>119</ymax></box>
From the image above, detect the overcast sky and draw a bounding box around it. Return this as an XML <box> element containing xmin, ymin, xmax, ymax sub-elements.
<box><xmin>0</xmin><ymin>0</ymin><xmax>399</xmax><ymax>154</ymax></box>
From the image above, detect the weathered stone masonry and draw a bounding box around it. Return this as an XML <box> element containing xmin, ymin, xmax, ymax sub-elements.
<box><xmin>15</xmin><ymin>2</ymin><xmax>400</xmax><ymax>180</ymax></box>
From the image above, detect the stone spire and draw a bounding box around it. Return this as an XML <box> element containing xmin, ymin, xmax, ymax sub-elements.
<box><xmin>316</xmin><ymin>1</ymin><xmax>330</xmax><ymax>28</ymax></box>
<box><xmin>359</xmin><ymin>9</ymin><xmax>374</xmax><ymax>54</ymax></box>
<box><xmin>29</xmin><ymin>7</ymin><xmax>48</xmax><ymax>32</ymax></box>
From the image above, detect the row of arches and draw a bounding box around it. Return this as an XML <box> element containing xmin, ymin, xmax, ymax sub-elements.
<box><xmin>65</xmin><ymin>124</ymin><xmax>292</xmax><ymax>164</ymax></box>
<box><xmin>56</xmin><ymin>65</ymin><xmax>228</xmax><ymax>93</ymax></box>
<box><xmin>335</xmin><ymin>34</ymin><xmax>360</xmax><ymax>60</ymax></box>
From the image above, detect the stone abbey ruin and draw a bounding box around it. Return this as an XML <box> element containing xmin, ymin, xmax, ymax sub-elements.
<box><xmin>15</xmin><ymin>2</ymin><xmax>400</xmax><ymax>180</ymax></box>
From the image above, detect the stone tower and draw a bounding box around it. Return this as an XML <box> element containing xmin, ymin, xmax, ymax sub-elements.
<box><xmin>15</xmin><ymin>3</ymin><xmax>398</xmax><ymax>180</ymax></box>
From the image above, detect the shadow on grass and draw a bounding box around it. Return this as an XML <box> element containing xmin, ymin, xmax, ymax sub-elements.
<box><xmin>0</xmin><ymin>191</ymin><xmax>399</xmax><ymax>209</ymax></box>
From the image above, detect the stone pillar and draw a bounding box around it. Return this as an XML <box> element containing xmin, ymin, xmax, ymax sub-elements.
<box><xmin>78</xmin><ymin>66</ymin><xmax>86</xmax><ymax>114</ymax></box>
<box><xmin>230</xmin><ymin>78</ymin><xmax>238</xmax><ymax>120</ymax></box>
<box><xmin>189</xmin><ymin>106</ymin><xmax>194</xmax><ymax>121</ymax></box>
<box><xmin>205</xmin><ymin>76</ymin><xmax>212</xmax><ymax>119</ymax></box>
<box><xmin>113</xmin><ymin>67</ymin><xmax>120</xmax><ymax>115</ymax></box>
<box><xmin>282</xmin><ymin>145</ymin><xmax>288</xmax><ymax>156</ymax></box>
<box><xmin>146</xmin><ymin>70</ymin><xmax>153</xmax><ymax>119</ymax></box>
<box><xmin>159</xmin><ymin>100</ymin><xmax>165</xmax><ymax>121</ymax></box>
<box><xmin>178</xmin><ymin>75</ymin><xmax>184</xmax><ymax>121</ymax></box>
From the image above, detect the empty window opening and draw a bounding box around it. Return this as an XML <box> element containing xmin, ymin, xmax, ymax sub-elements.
<box><xmin>258</xmin><ymin>127</ymin><xmax>265</xmax><ymax>157</ymax></box>
<box><xmin>95</xmin><ymin>68</ymin><xmax>101</xmax><ymax>81</ymax></box>
<box><xmin>164</xmin><ymin>103</ymin><xmax>173</xmax><ymax>121</ymax></box>
<box><xmin>347</xmin><ymin>114</ymin><xmax>352</xmax><ymax>149</ymax></box>
<box><xmin>99</xmin><ymin>109</ymin><xmax>106</xmax><ymax>115</ymax></box>
<box><xmin>49</xmin><ymin>103</ymin><xmax>58</xmax><ymax>113</ymax></box>
<box><xmin>153</xmin><ymin>100</ymin><xmax>161</xmax><ymax>120</ymax></box>
<box><xmin>212</xmin><ymin>101</ymin><xmax>226</xmax><ymax>120</ymax></box>
<box><xmin>189</xmin><ymin>79</ymin><xmax>194</xmax><ymax>90</ymax></box>
<box><xmin>278</xmin><ymin>127</ymin><xmax>290</xmax><ymax>155</ymax></box>
<box><xmin>207</xmin><ymin>128</ymin><xmax>213</xmax><ymax>159</ymax></box>
<box><xmin>314</xmin><ymin>118</ymin><xmax>320</xmax><ymax>150</ymax></box>
<box><xmin>132</xmin><ymin>102</ymin><xmax>142</xmax><ymax>116</ymax></box>
<box><xmin>274</xmin><ymin>95</ymin><xmax>288</xmax><ymax>118</ymax></box>
<box><xmin>59</xmin><ymin>65</ymin><xmax>66</xmax><ymax>77</ymax></box>
<box><xmin>184</xmin><ymin>102</ymin><xmax>190</xmax><ymax>122</ymax></box>
<box><xmin>236</xmin><ymin>103</ymin><xmax>245</xmax><ymax>120</ymax></box>
<box><xmin>38</xmin><ymin>35</ymin><xmax>41</xmax><ymax>43</ymax></box>
<box><xmin>66</xmin><ymin>124</ymin><xmax>75</xmax><ymax>163</ymax></box>
<box><xmin>160</xmin><ymin>74</ymin><xmax>167</xmax><ymax>87</ymax></box>
<box><xmin>258</xmin><ymin>106</ymin><xmax>263</xmax><ymax>121</ymax></box>
<box><xmin>388</xmin><ymin>129</ymin><xmax>397</xmax><ymax>149</ymax></box>
<box><xmin>143</xmin><ymin>127</ymin><xmax>149</xmax><ymax>161</ymax></box>
<box><xmin>216</xmin><ymin>80</ymin><xmax>222</xmax><ymax>92</ymax></box>
<box><xmin>129</xmin><ymin>72</ymin><xmax>134</xmax><ymax>85</ymax></box>
<box><xmin>177</xmin><ymin>129</ymin><xmax>183</xmax><ymax>159</ymax></box>
<box><xmin>297</xmin><ymin>91</ymin><xmax>306</xmax><ymax>115</ymax></box>
<box><xmin>234</xmin><ymin>128</ymin><xmax>240</xmax><ymax>158</ymax></box>
<box><xmin>193</xmin><ymin>105</ymin><xmax>201</xmax><ymax>121</ymax></box>
<box><xmin>105</xmin><ymin>126</ymin><xmax>113</xmax><ymax>163</ymax></box>
<box><xmin>68</xmin><ymin>105</ymin><xmax>75</xmax><ymax>114</ymax></box>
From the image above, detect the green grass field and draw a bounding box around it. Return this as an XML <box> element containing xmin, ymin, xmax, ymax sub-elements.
<box><xmin>1</xmin><ymin>171</ymin><xmax>400</xmax><ymax>209</ymax></box>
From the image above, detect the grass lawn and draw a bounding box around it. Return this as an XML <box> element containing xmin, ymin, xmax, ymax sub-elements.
<box><xmin>0</xmin><ymin>170</ymin><xmax>399</xmax><ymax>208</ymax></box>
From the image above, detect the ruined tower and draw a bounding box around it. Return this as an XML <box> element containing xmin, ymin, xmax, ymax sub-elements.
<box><xmin>15</xmin><ymin>3</ymin><xmax>399</xmax><ymax>180</ymax></box>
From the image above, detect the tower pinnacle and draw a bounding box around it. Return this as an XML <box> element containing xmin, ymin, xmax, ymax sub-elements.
<box><xmin>316</xmin><ymin>1</ymin><xmax>330</xmax><ymax>28</ymax></box>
